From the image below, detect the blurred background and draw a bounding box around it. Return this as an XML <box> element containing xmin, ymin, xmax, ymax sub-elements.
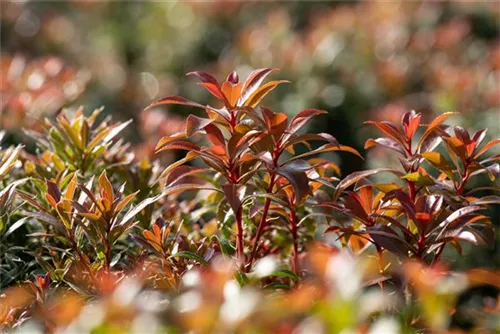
<box><xmin>1</xmin><ymin>0</ymin><xmax>499</xmax><ymax>267</ymax></box>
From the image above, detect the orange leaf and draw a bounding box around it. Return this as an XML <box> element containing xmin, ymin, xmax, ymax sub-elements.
<box><xmin>221</xmin><ymin>82</ymin><xmax>243</xmax><ymax>107</ymax></box>
<box><xmin>474</xmin><ymin>139</ymin><xmax>500</xmax><ymax>159</ymax></box>
<box><xmin>244</xmin><ymin>80</ymin><xmax>289</xmax><ymax>108</ymax></box>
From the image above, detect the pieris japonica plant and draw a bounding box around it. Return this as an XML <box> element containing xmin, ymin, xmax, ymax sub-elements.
<box><xmin>145</xmin><ymin>68</ymin><xmax>362</xmax><ymax>274</ymax></box>
<box><xmin>0</xmin><ymin>68</ymin><xmax>498</xmax><ymax>333</ymax></box>
<box><xmin>326</xmin><ymin>110</ymin><xmax>498</xmax><ymax>271</ymax></box>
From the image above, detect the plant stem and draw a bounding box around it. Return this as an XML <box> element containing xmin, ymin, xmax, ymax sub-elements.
<box><xmin>246</xmin><ymin>175</ymin><xmax>276</xmax><ymax>272</ymax></box>
<box><xmin>227</xmin><ymin>109</ymin><xmax>246</xmax><ymax>264</ymax></box>
<box><xmin>246</xmin><ymin>146</ymin><xmax>281</xmax><ymax>272</ymax></box>
<box><xmin>236</xmin><ymin>208</ymin><xmax>244</xmax><ymax>265</ymax></box>
<box><xmin>290</xmin><ymin>209</ymin><xmax>299</xmax><ymax>276</ymax></box>
<box><xmin>376</xmin><ymin>245</ymin><xmax>385</xmax><ymax>291</ymax></box>
<box><xmin>408</xmin><ymin>181</ymin><xmax>416</xmax><ymax>202</ymax></box>
<box><xmin>456</xmin><ymin>161</ymin><xmax>470</xmax><ymax>196</ymax></box>
<box><xmin>405</xmin><ymin>137</ymin><xmax>417</xmax><ymax>203</ymax></box>
<box><xmin>104</xmin><ymin>240</ymin><xmax>111</xmax><ymax>273</ymax></box>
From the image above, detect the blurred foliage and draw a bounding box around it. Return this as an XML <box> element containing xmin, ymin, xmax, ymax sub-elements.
<box><xmin>1</xmin><ymin>1</ymin><xmax>498</xmax><ymax>155</ymax></box>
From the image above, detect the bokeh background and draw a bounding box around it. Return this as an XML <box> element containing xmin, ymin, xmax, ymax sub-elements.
<box><xmin>1</xmin><ymin>0</ymin><xmax>499</xmax><ymax>267</ymax></box>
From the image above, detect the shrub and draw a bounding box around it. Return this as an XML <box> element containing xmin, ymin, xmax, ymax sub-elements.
<box><xmin>0</xmin><ymin>68</ymin><xmax>498</xmax><ymax>333</ymax></box>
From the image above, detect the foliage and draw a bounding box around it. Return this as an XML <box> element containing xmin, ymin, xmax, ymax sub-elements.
<box><xmin>329</xmin><ymin>110</ymin><xmax>499</xmax><ymax>263</ymax></box>
<box><xmin>0</xmin><ymin>68</ymin><xmax>499</xmax><ymax>333</ymax></box>
<box><xmin>2</xmin><ymin>1</ymin><xmax>498</xmax><ymax>163</ymax></box>
<box><xmin>0</xmin><ymin>55</ymin><xmax>89</xmax><ymax>131</ymax></box>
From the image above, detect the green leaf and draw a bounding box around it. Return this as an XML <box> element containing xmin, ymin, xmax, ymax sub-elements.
<box><xmin>0</xmin><ymin>145</ymin><xmax>23</xmax><ymax>178</ymax></box>
<box><xmin>267</xmin><ymin>269</ymin><xmax>298</xmax><ymax>281</ymax></box>
<box><xmin>168</xmin><ymin>251</ymin><xmax>208</xmax><ymax>265</ymax></box>
<box><xmin>234</xmin><ymin>271</ymin><xmax>249</xmax><ymax>286</ymax></box>
<box><xmin>210</xmin><ymin>235</ymin><xmax>235</xmax><ymax>257</ymax></box>
<box><xmin>4</xmin><ymin>217</ymin><xmax>29</xmax><ymax>237</ymax></box>
<box><xmin>401</xmin><ymin>172</ymin><xmax>435</xmax><ymax>187</ymax></box>
<box><xmin>421</xmin><ymin>152</ymin><xmax>454</xmax><ymax>180</ymax></box>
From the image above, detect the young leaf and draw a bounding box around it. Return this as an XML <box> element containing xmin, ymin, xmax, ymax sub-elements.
<box><xmin>185</xmin><ymin>115</ymin><xmax>214</xmax><ymax>137</ymax></box>
<box><xmin>239</xmin><ymin>68</ymin><xmax>278</xmax><ymax>105</ymax></box>
<box><xmin>187</xmin><ymin>71</ymin><xmax>225</xmax><ymax>100</ymax></box>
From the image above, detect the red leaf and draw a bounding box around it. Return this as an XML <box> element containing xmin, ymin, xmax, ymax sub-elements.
<box><xmin>144</xmin><ymin>95</ymin><xmax>207</xmax><ymax>111</ymax></box>
<box><xmin>367</xmin><ymin>226</ymin><xmax>412</xmax><ymax>257</ymax></box>
<box><xmin>290</xmin><ymin>144</ymin><xmax>363</xmax><ymax>163</ymax></box>
<box><xmin>243</xmin><ymin>80</ymin><xmax>289</xmax><ymax>108</ymax></box>
<box><xmin>227</xmin><ymin>71</ymin><xmax>239</xmax><ymax>84</ymax></box>
<box><xmin>204</xmin><ymin>123</ymin><xmax>226</xmax><ymax>149</ymax></box>
<box><xmin>457</xmin><ymin>224</ymin><xmax>494</xmax><ymax>247</ymax></box>
<box><xmin>432</xmin><ymin>205</ymin><xmax>484</xmax><ymax>239</ymax></box>
<box><xmin>155</xmin><ymin>132</ymin><xmax>186</xmax><ymax>149</ymax></box>
<box><xmin>443</xmin><ymin>136</ymin><xmax>467</xmax><ymax>162</ymax></box>
<box><xmin>228</xmin><ymin>130</ymin><xmax>261</xmax><ymax>161</ymax></box>
<box><xmin>221</xmin><ymin>81</ymin><xmax>243</xmax><ymax>107</ymax></box>
<box><xmin>268</xmin><ymin>112</ymin><xmax>288</xmax><ymax>138</ymax></box>
<box><xmin>288</xmin><ymin>109</ymin><xmax>327</xmax><ymax>134</ymax></box>
<box><xmin>239</xmin><ymin>68</ymin><xmax>278</xmax><ymax>105</ymax></box>
<box><xmin>165</xmin><ymin>165</ymin><xmax>207</xmax><ymax>187</ymax></box>
<box><xmin>187</xmin><ymin>71</ymin><xmax>225</xmax><ymax>100</ymax></box>
<box><xmin>472</xmin><ymin>129</ymin><xmax>487</xmax><ymax>147</ymax></box>
<box><xmin>417</xmin><ymin>112</ymin><xmax>457</xmax><ymax>151</ymax></box>
<box><xmin>185</xmin><ymin>115</ymin><xmax>214</xmax><ymax>137</ymax></box>
<box><xmin>336</xmin><ymin>168</ymin><xmax>403</xmax><ymax>195</ymax></box>
<box><xmin>402</xmin><ymin>111</ymin><xmax>421</xmax><ymax>139</ymax></box>
<box><xmin>454</xmin><ymin>126</ymin><xmax>471</xmax><ymax>145</ymax></box>
<box><xmin>474</xmin><ymin>139</ymin><xmax>500</xmax><ymax>159</ymax></box>
<box><xmin>365</xmin><ymin>137</ymin><xmax>406</xmax><ymax>155</ymax></box>
<box><xmin>365</xmin><ymin>121</ymin><xmax>405</xmax><ymax>145</ymax></box>
<box><xmin>383</xmin><ymin>189</ymin><xmax>416</xmax><ymax>220</ymax></box>
<box><xmin>221</xmin><ymin>183</ymin><xmax>243</xmax><ymax>214</ymax></box>
<box><xmin>277</xmin><ymin>161</ymin><xmax>312</xmax><ymax>203</ymax></box>
<box><xmin>285</xmin><ymin>133</ymin><xmax>339</xmax><ymax>149</ymax></box>
<box><xmin>454</xmin><ymin>126</ymin><xmax>475</xmax><ymax>157</ymax></box>
<box><xmin>46</xmin><ymin>181</ymin><xmax>61</xmax><ymax>203</ymax></box>
<box><xmin>357</xmin><ymin>186</ymin><xmax>374</xmax><ymax>214</ymax></box>
<box><xmin>344</xmin><ymin>192</ymin><xmax>369</xmax><ymax>222</ymax></box>
<box><xmin>155</xmin><ymin>140</ymin><xmax>200</xmax><ymax>153</ymax></box>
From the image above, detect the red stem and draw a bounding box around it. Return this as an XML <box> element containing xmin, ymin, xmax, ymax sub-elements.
<box><xmin>376</xmin><ymin>245</ymin><xmax>385</xmax><ymax>291</ymax></box>
<box><xmin>226</xmin><ymin>109</ymin><xmax>246</xmax><ymax>264</ymax></box>
<box><xmin>246</xmin><ymin>146</ymin><xmax>281</xmax><ymax>272</ymax></box>
<box><xmin>405</xmin><ymin>138</ymin><xmax>417</xmax><ymax>202</ymax></box>
<box><xmin>456</xmin><ymin>160</ymin><xmax>470</xmax><ymax>196</ymax></box>
<box><xmin>408</xmin><ymin>181</ymin><xmax>416</xmax><ymax>202</ymax></box>
<box><xmin>104</xmin><ymin>240</ymin><xmax>111</xmax><ymax>273</ymax></box>
<box><xmin>236</xmin><ymin>208</ymin><xmax>244</xmax><ymax>264</ymax></box>
<box><xmin>405</xmin><ymin>137</ymin><xmax>425</xmax><ymax>259</ymax></box>
<box><xmin>246</xmin><ymin>176</ymin><xmax>276</xmax><ymax>272</ymax></box>
<box><xmin>290</xmin><ymin>209</ymin><xmax>299</xmax><ymax>276</ymax></box>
